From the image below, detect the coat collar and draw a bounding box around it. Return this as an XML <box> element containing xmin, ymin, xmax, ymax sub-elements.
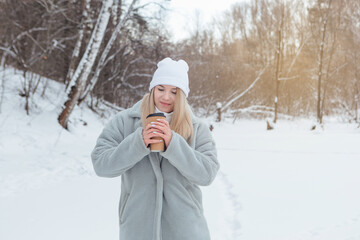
<box><xmin>128</xmin><ymin>100</ymin><xmax>142</xmax><ymax>118</ymax></box>
<box><xmin>127</xmin><ymin>100</ymin><xmax>198</xmax><ymax>124</ymax></box>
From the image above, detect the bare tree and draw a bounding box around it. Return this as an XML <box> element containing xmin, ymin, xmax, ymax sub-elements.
<box><xmin>78</xmin><ymin>0</ymin><xmax>137</xmax><ymax>104</ymax></box>
<box><xmin>64</xmin><ymin>0</ymin><xmax>91</xmax><ymax>88</ymax></box>
<box><xmin>0</xmin><ymin>0</ymin><xmax>83</xmax><ymax>114</ymax></box>
<box><xmin>58</xmin><ymin>0</ymin><xmax>113</xmax><ymax>128</ymax></box>
<box><xmin>308</xmin><ymin>0</ymin><xmax>334</xmax><ymax>124</ymax></box>
<box><xmin>221</xmin><ymin>65</ymin><xmax>268</xmax><ymax>112</ymax></box>
<box><xmin>273</xmin><ymin>1</ymin><xmax>285</xmax><ymax>123</ymax></box>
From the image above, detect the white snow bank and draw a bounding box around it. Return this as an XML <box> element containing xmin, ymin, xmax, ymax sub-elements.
<box><xmin>1</xmin><ymin>67</ymin><xmax>360</xmax><ymax>240</ymax></box>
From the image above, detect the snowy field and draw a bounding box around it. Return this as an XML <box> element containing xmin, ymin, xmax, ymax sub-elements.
<box><xmin>1</xmin><ymin>68</ymin><xmax>360</xmax><ymax>240</ymax></box>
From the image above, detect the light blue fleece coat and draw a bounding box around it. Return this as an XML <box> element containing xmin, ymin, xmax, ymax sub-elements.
<box><xmin>91</xmin><ymin>100</ymin><xmax>219</xmax><ymax>240</ymax></box>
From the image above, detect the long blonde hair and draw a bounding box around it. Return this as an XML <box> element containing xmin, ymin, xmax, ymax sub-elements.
<box><xmin>141</xmin><ymin>88</ymin><xmax>194</xmax><ymax>143</ymax></box>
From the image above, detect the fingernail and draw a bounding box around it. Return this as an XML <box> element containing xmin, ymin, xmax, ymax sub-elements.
<box><xmin>151</xmin><ymin>122</ymin><xmax>156</xmax><ymax>124</ymax></box>
<box><xmin>153</xmin><ymin>131</ymin><xmax>157</xmax><ymax>133</ymax></box>
<box><xmin>151</xmin><ymin>124</ymin><xmax>156</xmax><ymax>127</ymax></box>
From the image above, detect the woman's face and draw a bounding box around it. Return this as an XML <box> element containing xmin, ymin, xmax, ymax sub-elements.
<box><xmin>153</xmin><ymin>84</ymin><xmax>177</xmax><ymax>113</ymax></box>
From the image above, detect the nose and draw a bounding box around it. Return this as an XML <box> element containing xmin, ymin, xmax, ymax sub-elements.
<box><xmin>163</xmin><ymin>91</ymin><xmax>170</xmax><ymax>100</ymax></box>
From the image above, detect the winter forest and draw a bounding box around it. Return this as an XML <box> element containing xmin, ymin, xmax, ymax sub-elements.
<box><xmin>1</xmin><ymin>0</ymin><xmax>360</xmax><ymax>240</ymax></box>
<box><xmin>1</xmin><ymin>0</ymin><xmax>359</xmax><ymax>124</ymax></box>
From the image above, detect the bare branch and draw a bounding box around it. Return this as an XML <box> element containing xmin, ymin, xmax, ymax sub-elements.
<box><xmin>222</xmin><ymin>64</ymin><xmax>268</xmax><ymax>112</ymax></box>
<box><xmin>0</xmin><ymin>47</ymin><xmax>16</xmax><ymax>58</ymax></box>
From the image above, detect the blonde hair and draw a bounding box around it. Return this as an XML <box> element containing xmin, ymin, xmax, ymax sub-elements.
<box><xmin>141</xmin><ymin>88</ymin><xmax>194</xmax><ymax>143</ymax></box>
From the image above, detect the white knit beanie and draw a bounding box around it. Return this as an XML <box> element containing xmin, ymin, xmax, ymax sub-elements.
<box><xmin>149</xmin><ymin>57</ymin><xmax>190</xmax><ymax>97</ymax></box>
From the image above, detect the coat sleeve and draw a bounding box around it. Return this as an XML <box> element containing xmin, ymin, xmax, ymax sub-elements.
<box><xmin>160</xmin><ymin>121</ymin><xmax>219</xmax><ymax>186</ymax></box>
<box><xmin>91</xmin><ymin>115</ymin><xmax>150</xmax><ymax>178</ymax></box>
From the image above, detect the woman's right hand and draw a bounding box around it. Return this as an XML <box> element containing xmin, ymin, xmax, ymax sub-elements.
<box><xmin>142</xmin><ymin>123</ymin><xmax>164</xmax><ymax>148</ymax></box>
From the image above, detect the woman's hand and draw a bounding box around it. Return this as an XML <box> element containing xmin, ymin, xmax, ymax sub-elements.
<box><xmin>152</xmin><ymin>119</ymin><xmax>172</xmax><ymax>148</ymax></box>
<box><xmin>143</xmin><ymin>118</ymin><xmax>172</xmax><ymax>148</ymax></box>
<box><xmin>142</xmin><ymin>123</ymin><xmax>164</xmax><ymax>148</ymax></box>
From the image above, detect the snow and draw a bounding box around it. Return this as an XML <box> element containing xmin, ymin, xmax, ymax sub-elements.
<box><xmin>1</xmin><ymin>67</ymin><xmax>360</xmax><ymax>240</ymax></box>
<box><xmin>211</xmin><ymin>120</ymin><xmax>360</xmax><ymax>240</ymax></box>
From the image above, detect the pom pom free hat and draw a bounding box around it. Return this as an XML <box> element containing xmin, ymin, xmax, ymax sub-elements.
<box><xmin>149</xmin><ymin>57</ymin><xmax>190</xmax><ymax>97</ymax></box>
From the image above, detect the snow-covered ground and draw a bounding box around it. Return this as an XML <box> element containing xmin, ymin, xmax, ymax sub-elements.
<box><xmin>1</xmin><ymin>68</ymin><xmax>360</xmax><ymax>240</ymax></box>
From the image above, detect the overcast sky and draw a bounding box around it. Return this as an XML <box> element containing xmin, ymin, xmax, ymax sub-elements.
<box><xmin>165</xmin><ymin>0</ymin><xmax>249</xmax><ymax>42</ymax></box>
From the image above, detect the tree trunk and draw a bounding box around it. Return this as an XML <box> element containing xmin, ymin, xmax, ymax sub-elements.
<box><xmin>355</xmin><ymin>53</ymin><xmax>359</xmax><ymax>123</ymax></box>
<box><xmin>0</xmin><ymin>53</ymin><xmax>7</xmax><ymax>113</ymax></box>
<box><xmin>23</xmin><ymin>70</ymin><xmax>30</xmax><ymax>115</ymax></box>
<box><xmin>274</xmin><ymin>4</ymin><xmax>284</xmax><ymax>123</ymax></box>
<box><xmin>320</xmin><ymin>33</ymin><xmax>336</xmax><ymax>120</ymax></box>
<box><xmin>58</xmin><ymin>0</ymin><xmax>113</xmax><ymax>129</ymax></box>
<box><xmin>65</xmin><ymin>0</ymin><xmax>90</xmax><ymax>88</ymax></box>
<box><xmin>78</xmin><ymin>0</ymin><xmax>136</xmax><ymax>104</ymax></box>
<box><xmin>355</xmin><ymin>85</ymin><xmax>359</xmax><ymax>122</ymax></box>
<box><xmin>317</xmin><ymin>0</ymin><xmax>332</xmax><ymax>124</ymax></box>
<box><xmin>274</xmin><ymin>28</ymin><xmax>281</xmax><ymax>123</ymax></box>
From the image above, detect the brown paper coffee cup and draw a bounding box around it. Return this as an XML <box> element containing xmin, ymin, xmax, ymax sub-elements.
<box><xmin>146</xmin><ymin>113</ymin><xmax>166</xmax><ymax>152</ymax></box>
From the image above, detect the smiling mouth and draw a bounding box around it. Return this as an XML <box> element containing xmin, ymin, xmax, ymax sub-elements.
<box><xmin>160</xmin><ymin>102</ymin><xmax>170</xmax><ymax>106</ymax></box>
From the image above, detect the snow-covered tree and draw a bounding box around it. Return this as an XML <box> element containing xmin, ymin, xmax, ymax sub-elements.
<box><xmin>58</xmin><ymin>0</ymin><xmax>113</xmax><ymax>128</ymax></box>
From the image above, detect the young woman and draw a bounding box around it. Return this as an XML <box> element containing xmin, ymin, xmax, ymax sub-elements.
<box><xmin>91</xmin><ymin>57</ymin><xmax>219</xmax><ymax>240</ymax></box>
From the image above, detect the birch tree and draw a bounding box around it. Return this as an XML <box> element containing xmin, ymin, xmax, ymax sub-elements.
<box><xmin>65</xmin><ymin>0</ymin><xmax>91</xmax><ymax>88</ymax></box>
<box><xmin>78</xmin><ymin>0</ymin><xmax>137</xmax><ymax>104</ymax></box>
<box><xmin>58</xmin><ymin>0</ymin><xmax>113</xmax><ymax>129</ymax></box>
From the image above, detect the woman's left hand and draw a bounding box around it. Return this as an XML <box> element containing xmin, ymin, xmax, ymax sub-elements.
<box><xmin>151</xmin><ymin>118</ymin><xmax>172</xmax><ymax>148</ymax></box>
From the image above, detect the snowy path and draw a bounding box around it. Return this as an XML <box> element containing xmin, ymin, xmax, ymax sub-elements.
<box><xmin>212</xmin><ymin>121</ymin><xmax>360</xmax><ymax>240</ymax></box>
<box><xmin>1</xmin><ymin>120</ymin><xmax>360</xmax><ymax>240</ymax></box>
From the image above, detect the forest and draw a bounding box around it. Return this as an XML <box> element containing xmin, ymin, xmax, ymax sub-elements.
<box><xmin>0</xmin><ymin>0</ymin><xmax>359</xmax><ymax>128</ymax></box>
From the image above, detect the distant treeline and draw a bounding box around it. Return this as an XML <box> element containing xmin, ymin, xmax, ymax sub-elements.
<box><xmin>0</xmin><ymin>0</ymin><xmax>359</xmax><ymax>124</ymax></box>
